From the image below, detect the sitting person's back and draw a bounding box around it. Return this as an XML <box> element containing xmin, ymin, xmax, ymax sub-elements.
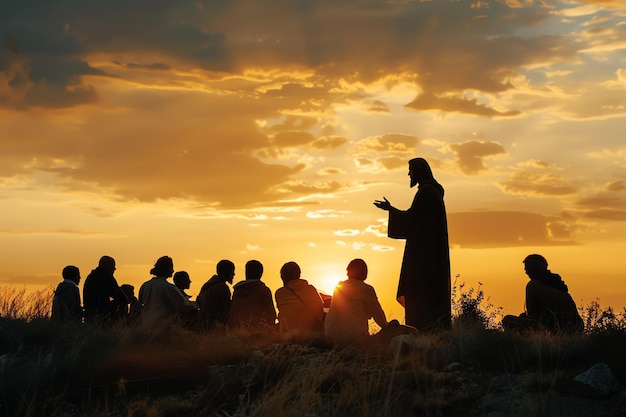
<box><xmin>324</xmin><ymin>259</ymin><xmax>387</xmax><ymax>343</ymax></box>
<box><xmin>51</xmin><ymin>265</ymin><xmax>83</xmax><ymax>323</ymax></box>
<box><xmin>275</xmin><ymin>261</ymin><xmax>324</xmax><ymax>335</ymax></box>
<box><xmin>196</xmin><ymin>259</ymin><xmax>234</xmax><ymax>331</ymax></box>
<box><xmin>229</xmin><ymin>260</ymin><xmax>276</xmax><ymax>331</ymax></box>
<box><xmin>83</xmin><ymin>256</ymin><xmax>128</xmax><ymax>324</ymax></box>
<box><xmin>503</xmin><ymin>254</ymin><xmax>583</xmax><ymax>333</ymax></box>
<box><xmin>526</xmin><ymin>276</ymin><xmax>583</xmax><ymax>332</ymax></box>
<box><xmin>138</xmin><ymin>256</ymin><xmax>195</xmax><ymax>328</ymax></box>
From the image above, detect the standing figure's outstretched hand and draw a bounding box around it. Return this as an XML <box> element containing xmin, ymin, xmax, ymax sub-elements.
<box><xmin>373</xmin><ymin>197</ymin><xmax>392</xmax><ymax>211</ymax></box>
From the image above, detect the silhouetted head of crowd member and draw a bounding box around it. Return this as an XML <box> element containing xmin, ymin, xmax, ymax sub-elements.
<box><xmin>408</xmin><ymin>157</ymin><xmax>435</xmax><ymax>188</ymax></box>
<box><xmin>280</xmin><ymin>261</ymin><xmax>301</xmax><ymax>285</ymax></box>
<box><xmin>120</xmin><ymin>284</ymin><xmax>137</xmax><ymax>302</ymax></box>
<box><xmin>523</xmin><ymin>254</ymin><xmax>549</xmax><ymax>279</ymax></box>
<box><xmin>62</xmin><ymin>265</ymin><xmax>81</xmax><ymax>285</ymax></box>
<box><xmin>216</xmin><ymin>259</ymin><xmax>235</xmax><ymax>284</ymax></box>
<box><xmin>151</xmin><ymin>256</ymin><xmax>174</xmax><ymax>278</ymax></box>
<box><xmin>98</xmin><ymin>256</ymin><xmax>116</xmax><ymax>274</ymax></box>
<box><xmin>173</xmin><ymin>271</ymin><xmax>191</xmax><ymax>290</ymax></box>
<box><xmin>245</xmin><ymin>260</ymin><xmax>264</xmax><ymax>281</ymax></box>
<box><xmin>346</xmin><ymin>258</ymin><xmax>368</xmax><ymax>281</ymax></box>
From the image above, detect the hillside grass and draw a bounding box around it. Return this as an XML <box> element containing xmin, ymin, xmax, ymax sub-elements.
<box><xmin>0</xmin><ymin>285</ymin><xmax>625</xmax><ymax>417</ymax></box>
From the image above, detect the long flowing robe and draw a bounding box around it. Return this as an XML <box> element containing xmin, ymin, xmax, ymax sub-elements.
<box><xmin>388</xmin><ymin>181</ymin><xmax>451</xmax><ymax>331</ymax></box>
<box><xmin>525</xmin><ymin>278</ymin><xmax>583</xmax><ymax>332</ymax></box>
<box><xmin>229</xmin><ymin>279</ymin><xmax>277</xmax><ymax>331</ymax></box>
<box><xmin>197</xmin><ymin>275</ymin><xmax>232</xmax><ymax>330</ymax></box>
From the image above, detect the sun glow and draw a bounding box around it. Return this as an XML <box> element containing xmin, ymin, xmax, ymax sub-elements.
<box><xmin>311</xmin><ymin>263</ymin><xmax>346</xmax><ymax>295</ymax></box>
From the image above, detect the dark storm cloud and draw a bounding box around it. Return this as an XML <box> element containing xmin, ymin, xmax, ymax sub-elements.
<box><xmin>0</xmin><ymin>0</ymin><xmax>598</xmax><ymax>208</ymax></box>
<box><xmin>117</xmin><ymin>62</ymin><xmax>171</xmax><ymax>71</ymax></box>
<box><xmin>0</xmin><ymin>38</ymin><xmax>107</xmax><ymax>108</ymax></box>
<box><xmin>1</xmin><ymin>0</ymin><xmax>581</xmax><ymax>113</ymax></box>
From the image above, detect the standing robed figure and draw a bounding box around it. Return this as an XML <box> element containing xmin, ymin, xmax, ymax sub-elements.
<box><xmin>374</xmin><ymin>157</ymin><xmax>451</xmax><ymax>331</ymax></box>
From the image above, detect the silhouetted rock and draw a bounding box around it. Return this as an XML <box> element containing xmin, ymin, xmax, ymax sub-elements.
<box><xmin>573</xmin><ymin>363</ymin><xmax>622</xmax><ymax>398</ymax></box>
<box><xmin>390</xmin><ymin>334</ymin><xmax>419</xmax><ymax>357</ymax></box>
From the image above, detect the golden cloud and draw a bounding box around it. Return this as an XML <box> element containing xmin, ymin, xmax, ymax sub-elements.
<box><xmin>351</xmin><ymin>134</ymin><xmax>421</xmax><ymax>154</ymax></box>
<box><xmin>377</xmin><ymin>156</ymin><xmax>408</xmax><ymax>171</ymax></box>
<box><xmin>317</xmin><ymin>167</ymin><xmax>345</xmax><ymax>176</ymax></box>
<box><xmin>333</xmin><ymin>229</ymin><xmax>361</xmax><ymax>237</ymax></box>
<box><xmin>605</xmin><ymin>180</ymin><xmax>625</xmax><ymax>191</ymax></box>
<box><xmin>406</xmin><ymin>93</ymin><xmax>521</xmax><ymax>118</ymax></box>
<box><xmin>575</xmin><ymin>190</ymin><xmax>626</xmax><ymax>220</ymax></box>
<box><xmin>272</xmin><ymin>131</ymin><xmax>316</xmax><ymax>147</ymax></box>
<box><xmin>448</xmin><ymin>140</ymin><xmax>507</xmax><ymax>175</ymax></box>
<box><xmin>1</xmin><ymin>0</ymin><xmax>583</xmax><ymax>117</ymax></box>
<box><xmin>448</xmin><ymin>211</ymin><xmax>578</xmax><ymax>248</ymax></box>
<box><xmin>499</xmin><ymin>172</ymin><xmax>578</xmax><ymax>196</ymax></box>
<box><xmin>0</xmin><ymin>0</ymin><xmax>618</xmax><ymax>211</ymax></box>
<box><xmin>308</xmin><ymin>136</ymin><xmax>348</xmax><ymax>150</ymax></box>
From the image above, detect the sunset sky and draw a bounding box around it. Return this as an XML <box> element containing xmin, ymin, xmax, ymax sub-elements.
<box><xmin>1</xmin><ymin>0</ymin><xmax>625</xmax><ymax>322</ymax></box>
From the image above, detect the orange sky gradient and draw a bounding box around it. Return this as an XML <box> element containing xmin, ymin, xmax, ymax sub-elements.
<box><xmin>1</xmin><ymin>0</ymin><xmax>625</xmax><ymax>322</ymax></box>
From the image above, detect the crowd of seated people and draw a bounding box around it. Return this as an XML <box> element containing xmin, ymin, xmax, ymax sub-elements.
<box><xmin>50</xmin><ymin>253</ymin><xmax>586</xmax><ymax>341</ymax></box>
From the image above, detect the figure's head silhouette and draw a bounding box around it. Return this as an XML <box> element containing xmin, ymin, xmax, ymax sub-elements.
<box><xmin>523</xmin><ymin>254</ymin><xmax>548</xmax><ymax>279</ymax></box>
<box><xmin>216</xmin><ymin>259</ymin><xmax>235</xmax><ymax>283</ymax></box>
<box><xmin>280</xmin><ymin>261</ymin><xmax>301</xmax><ymax>285</ymax></box>
<box><xmin>346</xmin><ymin>258</ymin><xmax>368</xmax><ymax>281</ymax></box>
<box><xmin>245</xmin><ymin>260</ymin><xmax>263</xmax><ymax>281</ymax></box>
<box><xmin>173</xmin><ymin>271</ymin><xmax>191</xmax><ymax>289</ymax></box>
<box><xmin>151</xmin><ymin>256</ymin><xmax>174</xmax><ymax>277</ymax></box>
<box><xmin>98</xmin><ymin>256</ymin><xmax>116</xmax><ymax>273</ymax></box>
<box><xmin>62</xmin><ymin>265</ymin><xmax>81</xmax><ymax>285</ymax></box>
<box><xmin>408</xmin><ymin>158</ymin><xmax>435</xmax><ymax>188</ymax></box>
<box><xmin>120</xmin><ymin>284</ymin><xmax>136</xmax><ymax>302</ymax></box>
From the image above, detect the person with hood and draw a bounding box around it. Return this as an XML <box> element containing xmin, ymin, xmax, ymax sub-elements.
<box><xmin>502</xmin><ymin>254</ymin><xmax>583</xmax><ymax>332</ymax></box>
<box><xmin>275</xmin><ymin>261</ymin><xmax>324</xmax><ymax>335</ymax></box>
<box><xmin>196</xmin><ymin>259</ymin><xmax>234</xmax><ymax>331</ymax></box>
<box><xmin>324</xmin><ymin>259</ymin><xmax>388</xmax><ymax>344</ymax></box>
<box><xmin>83</xmin><ymin>256</ymin><xmax>128</xmax><ymax>324</ymax></box>
<box><xmin>138</xmin><ymin>256</ymin><xmax>195</xmax><ymax>328</ymax></box>
<box><xmin>374</xmin><ymin>157</ymin><xmax>451</xmax><ymax>331</ymax></box>
<box><xmin>228</xmin><ymin>260</ymin><xmax>276</xmax><ymax>331</ymax></box>
<box><xmin>51</xmin><ymin>265</ymin><xmax>83</xmax><ymax>323</ymax></box>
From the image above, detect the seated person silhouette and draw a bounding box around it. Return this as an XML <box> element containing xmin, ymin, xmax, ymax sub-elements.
<box><xmin>83</xmin><ymin>256</ymin><xmax>128</xmax><ymax>324</ymax></box>
<box><xmin>51</xmin><ymin>265</ymin><xmax>83</xmax><ymax>323</ymax></box>
<box><xmin>173</xmin><ymin>271</ymin><xmax>193</xmax><ymax>301</ymax></box>
<box><xmin>275</xmin><ymin>261</ymin><xmax>324</xmax><ymax>335</ymax></box>
<box><xmin>138</xmin><ymin>256</ymin><xmax>196</xmax><ymax>328</ymax></box>
<box><xmin>120</xmin><ymin>284</ymin><xmax>140</xmax><ymax>323</ymax></box>
<box><xmin>228</xmin><ymin>260</ymin><xmax>277</xmax><ymax>332</ymax></box>
<box><xmin>502</xmin><ymin>254</ymin><xmax>583</xmax><ymax>333</ymax></box>
<box><xmin>197</xmin><ymin>260</ymin><xmax>234</xmax><ymax>331</ymax></box>
<box><xmin>324</xmin><ymin>259</ymin><xmax>388</xmax><ymax>344</ymax></box>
